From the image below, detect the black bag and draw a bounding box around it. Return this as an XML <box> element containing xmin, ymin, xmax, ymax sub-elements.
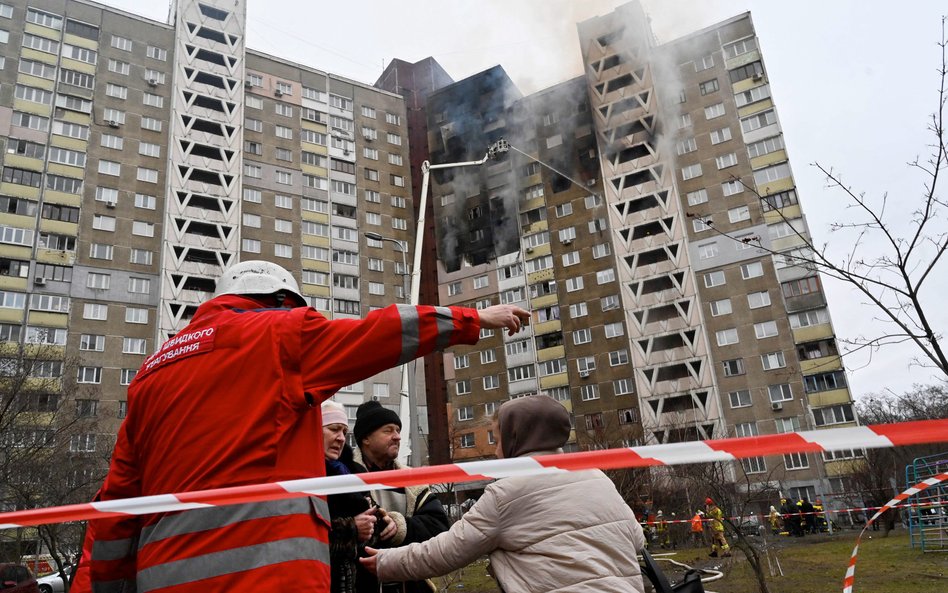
<box><xmin>640</xmin><ymin>549</ymin><xmax>706</xmax><ymax>593</ymax></box>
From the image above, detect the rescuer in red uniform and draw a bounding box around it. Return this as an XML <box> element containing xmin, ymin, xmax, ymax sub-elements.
<box><xmin>73</xmin><ymin>260</ymin><xmax>530</xmax><ymax>593</ymax></box>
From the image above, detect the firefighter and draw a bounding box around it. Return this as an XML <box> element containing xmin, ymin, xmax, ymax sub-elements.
<box><xmin>769</xmin><ymin>505</ymin><xmax>782</xmax><ymax>535</ymax></box>
<box><xmin>705</xmin><ymin>497</ymin><xmax>731</xmax><ymax>557</ymax></box>
<box><xmin>656</xmin><ymin>510</ymin><xmax>670</xmax><ymax>549</ymax></box>
<box><xmin>72</xmin><ymin>260</ymin><xmax>530</xmax><ymax>593</ymax></box>
<box><xmin>690</xmin><ymin>510</ymin><xmax>705</xmax><ymax>546</ymax></box>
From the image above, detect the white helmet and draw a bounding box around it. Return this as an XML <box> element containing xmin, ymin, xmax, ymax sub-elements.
<box><xmin>213</xmin><ymin>260</ymin><xmax>305</xmax><ymax>304</ymax></box>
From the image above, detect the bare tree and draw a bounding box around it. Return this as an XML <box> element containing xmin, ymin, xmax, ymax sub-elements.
<box><xmin>688</xmin><ymin>18</ymin><xmax>948</xmax><ymax>379</ymax></box>
<box><xmin>841</xmin><ymin>384</ymin><xmax>948</xmax><ymax>535</ymax></box>
<box><xmin>0</xmin><ymin>337</ymin><xmax>110</xmax><ymax>583</ymax></box>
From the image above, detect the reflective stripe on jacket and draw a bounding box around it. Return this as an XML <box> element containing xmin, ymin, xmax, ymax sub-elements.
<box><xmin>75</xmin><ymin>297</ymin><xmax>480</xmax><ymax>592</ymax></box>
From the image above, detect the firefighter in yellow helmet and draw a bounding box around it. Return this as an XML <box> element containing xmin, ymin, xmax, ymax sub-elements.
<box><xmin>705</xmin><ymin>497</ymin><xmax>731</xmax><ymax>557</ymax></box>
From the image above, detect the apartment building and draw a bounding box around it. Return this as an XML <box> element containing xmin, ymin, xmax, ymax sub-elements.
<box><xmin>0</xmin><ymin>0</ymin><xmax>417</xmax><ymax>457</ymax></box>
<box><xmin>423</xmin><ymin>1</ymin><xmax>856</xmax><ymax>503</ymax></box>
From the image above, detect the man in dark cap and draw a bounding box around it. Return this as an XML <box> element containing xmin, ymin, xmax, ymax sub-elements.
<box><xmin>352</xmin><ymin>400</ymin><xmax>447</xmax><ymax>592</ymax></box>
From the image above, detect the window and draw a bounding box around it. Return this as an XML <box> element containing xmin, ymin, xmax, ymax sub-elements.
<box><xmin>276</xmin><ymin>170</ymin><xmax>292</xmax><ymax>185</ymax></box>
<box><xmin>699</xmin><ymin>78</ymin><xmax>719</xmax><ymax>95</ymax></box>
<box><xmin>716</xmin><ymin>328</ymin><xmax>738</xmax><ymax>346</ymax></box>
<box><xmin>86</xmin><ymin>272</ymin><xmax>110</xmax><ymax>290</ymax></box>
<box><xmin>555</xmin><ymin>203</ymin><xmax>573</xmax><ymax>218</ymax></box>
<box><xmin>694</xmin><ymin>218</ymin><xmax>711</xmax><ymax>232</ymax></box>
<box><xmin>142</xmin><ymin>92</ymin><xmax>165</xmax><ymax>109</ymax></box>
<box><xmin>580</xmin><ymin>384</ymin><xmax>600</xmax><ymax>401</ymax></box>
<box><xmin>728</xmin><ymin>205</ymin><xmax>750</xmax><ymax>223</ymax></box>
<box><xmin>142</xmin><ymin>117</ymin><xmax>162</xmax><ymax>132</ymax></box>
<box><xmin>368</xmin><ymin>282</ymin><xmax>384</xmax><ymax>296</ymax></box>
<box><xmin>388</xmin><ymin>153</ymin><xmax>404</xmax><ymax>166</ymax></box>
<box><xmin>123</xmin><ymin>337</ymin><xmax>147</xmax><ymax>355</ymax></box>
<box><xmin>729</xmin><ymin>390</ymin><xmax>751</xmax><ymax>408</ymax></box>
<box><xmin>508</xmin><ymin>365</ymin><xmax>535</xmax><ymax>382</ymax></box>
<box><xmin>741</xmin><ymin>109</ymin><xmax>777</xmax><ymax>133</ymax></box>
<box><xmin>784</xmin><ymin>452</ymin><xmax>809</xmax><ymax>470</ymax></box>
<box><xmin>455</xmin><ymin>380</ymin><xmax>471</xmax><ymax>395</ymax></box>
<box><xmin>676</xmin><ymin>137</ymin><xmax>697</xmax><ymax>155</ymax></box>
<box><xmin>111</xmin><ymin>35</ymin><xmax>132</xmax><ymax>51</ymax></box>
<box><xmin>79</xmin><ymin>334</ymin><xmax>105</xmax><ymax>352</ymax></box>
<box><xmin>573</xmin><ymin>328</ymin><xmax>592</xmax><ymax>345</ymax></box>
<box><xmin>741</xmin><ymin>261</ymin><xmax>764</xmax><ymax>279</ymax></box>
<box><xmin>704</xmin><ymin>270</ymin><xmax>725</xmax><ymax>287</ymax></box>
<box><xmin>704</xmin><ymin>103</ymin><xmax>725</xmax><ymax>120</ymax></box>
<box><xmin>698</xmin><ymin>243</ymin><xmax>719</xmax><ymax>260</ymax></box>
<box><xmin>804</xmin><ymin>371</ymin><xmax>847</xmax><ymax>393</ymax></box>
<box><xmin>747</xmin><ymin>291</ymin><xmax>771</xmax><ymax>309</ymax></box>
<box><xmin>78</xmin><ymin>366</ymin><xmax>102</xmax><ymax>384</ymax></box>
<box><xmin>600</xmin><ymin>295</ymin><xmax>620</xmax><ymax>312</ymax></box>
<box><xmin>776</xmin><ymin>417</ymin><xmax>801</xmax><ymax>434</ymax></box>
<box><xmin>754</xmin><ymin>321</ymin><xmax>778</xmax><ymax>338</ymax></box>
<box><xmin>597</xmin><ymin>269</ymin><xmax>616</xmax><ymax>284</ymax></box>
<box><xmin>723</xmin><ymin>359</ymin><xmax>744</xmax><ymax>377</ymax></box>
<box><xmin>710</xmin><ymin>299</ymin><xmax>731</xmax><ymax>316</ymax></box>
<box><xmin>747</xmin><ymin>135</ymin><xmax>785</xmax><ymax>159</ymax></box>
<box><xmin>768</xmin><ymin>384</ymin><xmax>793</xmax><ymax>403</ymax></box>
<box><xmin>137</xmin><ymin>168</ymin><xmax>159</xmax><ymax>183</ymax></box>
<box><xmin>89</xmin><ymin>244</ymin><xmax>113</xmax><ymax>260</ymax></box>
<box><xmin>716</xmin><ymin>153</ymin><xmax>738</xmax><ymax>170</ymax></box>
<box><xmin>275</xmin><ymin>126</ymin><xmax>293</xmax><ymax>139</ymax></box>
<box><xmin>743</xmin><ymin>457</ymin><xmax>767</xmax><ymax>474</ymax></box>
<box><xmin>790</xmin><ymin>308</ymin><xmax>830</xmax><ymax>329</ymax></box>
<box><xmin>724</xmin><ymin>37</ymin><xmax>758</xmax><ymax>59</ymax></box>
<box><xmin>138</xmin><ymin>142</ymin><xmax>161</xmax><ymax>158</ymax></box>
<box><xmin>506</xmin><ymin>340</ymin><xmax>529</xmax><ymax>357</ymax></box>
<box><xmin>120</xmin><ymin>370</ymin><xmax>137</xmax><ymax>386</ymax></box>
<box><xmin>754</xmin><ymin>163</ymin><xmax>792</xmax><ymax>186</ymax></box>
<box><xmin>696</xmin><ymin>54</ymin><xmax>715</xmax><ymax>71</ymax></box>
<box><xmin>147</xmin><ymin>45</ymin><xmax>167</xmax><ymax>61</ymax></box>
<box><xmin>759</xmin><ymin>351</ymin><xmax>785</xmax><ymax>371</ymax></box>
<box><xmin>459</xmin><ymin>434</ymin><xmax>475</xmax><ymax>448</ymax></box>
<box><xmin>604</xmin><ymin>322</ymin><xmax>624</xmax><ymax>338</ymax></box>
<box><xmin>386</xmin><ymin>132</ymin><xmax>402</xmax><ymax>145</ymax></box>
<box><xmin>565</xmin><ymin>276</ymin><xmax>584</xmax><ymax>292</ymax></box>
<box><xmin>107</xmin><ymin>59</ymin><xmax>130</xmax><ymax>75</ymax></box>
<box><xmin>577</xmin><ymin>356</ymin><xmax>596</xmax><ymax>373</ymax></box>
<box><xmin>71</xmin><ymin>434</ymin><xmax>96</xmax><ymax>453</ymax></box>
<box><xmin>128</xmin><ymin>277</ymin><xmax>150</xmax><ymax>294</ymax></box>
<box><xmin>735</xmin><ymin>422</ymin><xmax>759</xmax><ymax>438</ymax></box>
<box><xmin>686</xmin><ymin>189</ymin><xmax>708</xmax><ymax>205</ymax></box>
<box><xmin>126</xmin><ymin>307</ymin><xmax>148</xmax><ymax>324</ymax></box>
<box><xmin>710</xmin><ymin>127</ymin><xmax>732</xmax><ymax>145</ymax></box>
<box><xmin>681</xmin><ymin>163</ymin><xmax>702</xmax><ymax>180</ymax></box>
<box><xmin>814</xmin><ymin>404</ymin><xmax>855</xmax><ymax>426</ymax></box>
<box><xmin>483</xmin><ymin>375</ymin><xmax>499</xmax><ymax>390</ymax></box>
<box><xmin>130</xmin><ymin>249</ymin><xmax>153</xmax><ymax>265</ymax></box>
<box><xmin>385</xmin><ymin>112</ymin><xmax>401</xmax><ymax>125</ymax></box>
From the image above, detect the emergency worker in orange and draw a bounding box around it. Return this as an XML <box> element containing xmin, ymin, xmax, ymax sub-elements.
<box><xmin>72</xmin><ymin>260</ymin><xmax>530</xmax><ymax>593</ymax></box>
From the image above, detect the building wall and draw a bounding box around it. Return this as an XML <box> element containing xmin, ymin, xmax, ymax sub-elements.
<box><xmin>0</xmin><ymin>0</ymin><xmax>420</xmax><ymax>461</ymax></box>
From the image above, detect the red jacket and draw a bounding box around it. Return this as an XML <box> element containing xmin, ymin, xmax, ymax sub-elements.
<box><xmin>73</xmin><ymin>295</ymin><xmax>480</xmax><ymax>593</ymax></box>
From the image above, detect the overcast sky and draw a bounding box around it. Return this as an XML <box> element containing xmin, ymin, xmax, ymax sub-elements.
<box><xmin>99</xmin><ymin>0</ymin><xmax>947</xmax><ymax>399</ymax></box>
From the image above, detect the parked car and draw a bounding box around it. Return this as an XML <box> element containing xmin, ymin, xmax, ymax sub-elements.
<box><xmin>36</xmin><ymin>566</ymin><xmax>72</xmax><ymax>593</ymax></box>
<box><xmin>0</xmin><ymin>563</ymin><xmax>39</xmax><ymax>593</ymax></box>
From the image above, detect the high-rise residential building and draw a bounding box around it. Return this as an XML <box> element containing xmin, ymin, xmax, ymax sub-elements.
<box><xmin>423</xmin><ymin>1</ymin><xmax>856</xmax><ymax>504</ymax></box>
<box><xmin>0</xmin><ymin>0</ymin><xmax>417</xmax><ymax>456</ymax></box>
<box><xmin>0</xmin><ymin>0</ymin><xmax>858</xmax><ymax>506</ymax></box>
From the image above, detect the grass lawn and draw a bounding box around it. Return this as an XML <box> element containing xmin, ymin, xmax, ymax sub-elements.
<box><xmin>436</xmin><ymin>532</ymin><xmax>946</xmax><ymax>593</ymax></box>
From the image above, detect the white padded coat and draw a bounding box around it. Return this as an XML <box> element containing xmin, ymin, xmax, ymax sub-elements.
<box><xmin>376</xmin><ymin>460</ymin><xmax>646</xmax><ymax>593</ymax></box>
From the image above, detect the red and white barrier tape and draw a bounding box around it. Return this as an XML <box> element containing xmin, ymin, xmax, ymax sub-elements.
<box><xmin>1</xmin><ymin>418</ymin><xmax>946</xmax><ymax>530</ymax></box>
<box><xmin>842</xmin><ymin>472</ymin><xmax>948</xmax><ymax>593</ymax></box>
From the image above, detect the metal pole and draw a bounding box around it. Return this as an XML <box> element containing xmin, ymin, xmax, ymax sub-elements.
<box><xmin>397</xmin><ymin>141</ymin><xmax>509</xmax><ymax>466</ymax></box>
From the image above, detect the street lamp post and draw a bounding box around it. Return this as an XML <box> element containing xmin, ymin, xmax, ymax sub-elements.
<box><xmin>367</xmin><ymin>140</ymin><xmax>510</xmax><ymax>467</ymax></box>
<box><xmin>363</xmin><ymin>231</ymin><xmax>416</xmax><ymax>463</ymax></box>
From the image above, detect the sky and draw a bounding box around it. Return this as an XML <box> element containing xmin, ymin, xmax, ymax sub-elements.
<box><xmin>97</xmin><ymin>0</ymin><xmax>947</xmax><ymax>399</ymax></box>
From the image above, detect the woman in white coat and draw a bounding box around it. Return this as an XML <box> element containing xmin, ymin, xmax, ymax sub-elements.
<box><xmin>360</xmin><ymin>394</ymin><xmax>646</xmax><ymax>593</ymax></box>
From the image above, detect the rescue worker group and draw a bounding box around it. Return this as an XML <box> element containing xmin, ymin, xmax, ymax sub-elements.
<box><xmin>70</xmin><ymin>261</ymin><xmax>821</xmax><ymax>593</ymax></box>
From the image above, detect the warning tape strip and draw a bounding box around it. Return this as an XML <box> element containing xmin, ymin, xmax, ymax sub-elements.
<box><xmin>842</xmin><ymin>472</ymin><xmax>948</xmax><ymax>593</ymax></box>
<box><xmin>1</xmin><ymin>418</ymin><xmax>946</xmax><ymax>530</ymax></box>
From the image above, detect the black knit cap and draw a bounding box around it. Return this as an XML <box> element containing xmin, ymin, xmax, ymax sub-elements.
<box><xmin>354</xmin><ymin>400</ymin><xmax>401</xmax><ymax>444</ymax></box>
